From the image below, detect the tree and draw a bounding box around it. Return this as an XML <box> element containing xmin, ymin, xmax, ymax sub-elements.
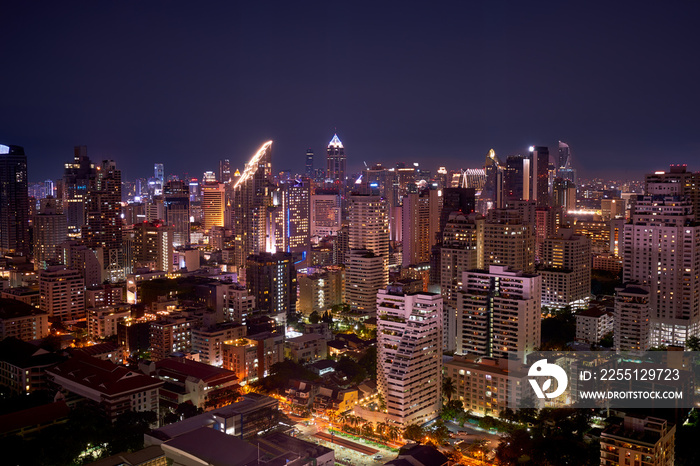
<box><xmin>441</xmin><ymin>399</ymin><xmax>463</xmax><ymax>421</ymax></box>
<box><xmin>361</xmin><ymin>421</ymin><xmax>375</xmax><ymax>438</ymax></box>
<box><xmin>442</xmin><ymin>376</ymin><xmax>456</xmax><ymax>402</ymax></box>
<box><xmin>386</xmin><ymin>424</ymin><xmax>401</xmax><ymax>441</ymax></box>
<box><xmin>598</xmin><ymin>331</ymin><xmax>614</xmax><ymax>348</ymax></box>
<box><xmin>309</xmin><ymin>311</ymin><xmax>321</xmax><ymax>324</ymax></box>
<box><xmin>321</xmin><ymin>311</ymin><xmax>333</xmax><ymax>324</ymax></box>
<box><xmin>686</xmin><ymin>336</ymin><xmax>700</xmax><ymax>351</ymax></box>
<box><xmin>403</xmin><ymin>423</ymin><xmax>425</xmax><ymax>442</ymax></box>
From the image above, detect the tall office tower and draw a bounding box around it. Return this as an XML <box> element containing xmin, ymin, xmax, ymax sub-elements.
<box><xmin>298</xmin><ymin>267</ymin><xmax>345</xmax><ymax>316</ymax></box>
<box><xmin>188</xmin><ymin>179</ymin><xmax>200</xmax><ymax>202</ymax></box>
<box><xmin>456</xmin><ymin>265</ymin><xmax>541</xmax><ymax>360</ymax></box>
<box><xmin>556</xmin><ymin>141</ymin><xmax>577</xmax><ymax>184</ymax></box>
<box><xmin>33</xmin><ymin>197</ymin><xmax>68</xmax><ymax>270</ymax></box>
<box><xmin>645</xmin><ymin>164</ymin><xmax>700</xmax><ymax>222</ymax></box>
<box><xmin>233</xmin><ymin>141</ymin><xmax>273</xmax><ymax>266</ymax></box>
<box><xmin>377</xmin><ymin>286</ymin><xmax>442</xmax><ymax>425</ymax></box>
<box><xmin>528</xmin><ymin>146</ymin><xmax>550</xmax><ymax>207</ymax></box>
<box><xmin>539</xmin><ymin>228</ymin><xmax>591</xmax><ymax>309</ymax></box>
<box><xmin>534</xmin><ymin>207</ymin><xmax>558</xmax><ymax>263</ymax></box>
<box><xmin>552</xmin><ymin>178</ymin><xmax>577</xmax><ymax>212</ymax></box>
<box><xmin>623</xmin><ymin>195</ymin><xmax>700</xmax><ymax>346</ymax></box>
<box><xmin>163</xmin><ymin>180</ymin><xmax>190</xmax><ymax>247</ymax></box>
<box><xmin>326</xmin><ymin>134</ymin><xmax>346</xmax><ymax>186</ymax></box>
<box><xmin>39</xmin><ymin>265</ymin><xmax>86</xmax><ymax>321</ymax></box>
<box><xmin>62</xmin><ymin>241</ymin><xmax>102</xmax><ymax>287</ymax></box>
<box><xmin>0</xmin><ymin>144</ymin><xmax>30</xmax><ymax>256</ymax></box>
<box><xmin>132</xmin><ymin>221</ymin><xmax>173</xmax><ymax>273</ymax></box>
<box><xmin>310</xmin><ymin>191</ymin><xmax>342</xmax><ymax>238</ymax></box>
<box><xmin>245</xmin><ymin>252</ymin><xmax>296</xmax><ymax>320</ymax></box>
<box><xmin>201</xmin><ymin>182</ymin><xmax>226</xmax><ymax>231</ymax></box>
<box><xmin>305</xmin><ymin>148</ymin><xmax>314</xmax><ymax>176</ymax></box>
<box><xmin>439</xmin><ymin>188</ymin><xmax>476</xmax><ymax>238</ymax></box>
<box><xmin>600</xmin><ymin>198</ymin><xmax>625</xmax><ymax>220</ymax></box>
<box><xmin>482</xmin><ymin>149</ymin><xmax>505</xmax><ymax>210</ymax></box>
<box><xmin>435</xmin><ymin>166</ymin><xmax>449</xmax><ymax>190</ymax></box>
<box><xmin>153</xmin><ymin>163</ymin><xmax>164</xmax><ymax>196</ymax></box>
<box><xmin>82</xmin><ymin>160</ymin><xmax>122</xmax><ymax>281</ymax></box>
<box><xmin>44</xmin><ymin>179</ymin><xmax>54</xmax><ymax>198</ymax></box>
<box><xmin>63</xmin><ymin>145</ymin><xmax>96</xmax><ymax>237</ymax></box>
<box><xmin>401</xmin><ymin>189</ymin><xmax>440</xmax><ymax>267</ymax></box>
<box><xmin>219</xmin><ymin>159</ymin><xmax>232</xmax><ymax>185</ymax></box>
<box><xmin>202</xmin><ymin>171</ymin><xmax>217</xmax><ymax>183</ymax></box>
<box><xmin>269</xmin><ymin>179</ymin><xmax>310</xmax><ymax>253</ymax></box>
<box><xmin>439</xmin><ymin>213</ymin><xmax>479</xmax><ymax>351</ymax></box>
<box><xmin>334</xmin><ymin>225</ymin><xmax>349</xmax><ymax>265</ymax></box>
<box><xmin>480</xmin><ymin>209</ymin><xmax>536</xmax><ymax>273</ymax></box>
<box><xmin>345</xmin><ymin>249</ymin><xmax>385</xmax><ymax>313</ymax></box>
<box><xmin>614</xmin><ymin>284</ymin><xmax>651</xmax><ymax>352</ymax></box>
<box><xmin>146</xmin><ymin>196</ymin><xmax>165</xmax><ymax>222</ymax></box>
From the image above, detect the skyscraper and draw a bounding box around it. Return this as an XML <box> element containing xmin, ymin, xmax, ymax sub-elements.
<box><xmin>310</xmin><ymin>191</ymin><xmax>342</xmax><ymax>238</ymax></box>
<box><xmin>219</xmin><ymin>159</ymin><xmax>232</xmax><ymax>185</ymax></box>
<box><xmin>153</xmin><ymin>163</ymin><xmax>164</xmax><ymax>196</ymax></box>
<box><xmin>82</xmin><ymin>160</ymin><xmax>122</xmax><ymax>281</ymax></box>
<box><xmin>645</xmin><ymin>164</ymin><xmax>700</xmax><ymax>222</ymax></box>
<box><xmin>163</xmin><ymin>180</ymin><xmax>190</xmax><ymax>247</ymax></box>
<box><xmin>622</xmin><ymin>195</ymin><xmax>700</xmax><ymax>346</ymax></box>
<box><xmin>201</xmin><ymin>182</ymin><xmax>226</xmax><ymax>231</ymax></box>
<box><xmin>557</xmin><ymin>141</ymin><xmax>577</xmax><ymax>184</ymax></box>
<box><xmin>347</xmin><ymin>193</ymin><xmax>389</xmax><ymax>287</ymax></box>
<box><xmin>0</xmin><ymin>144</ymin><xmax>30</xmax><ymax>256</ymax></box>
<box><xmin>480</xmin><ymin>209</ymin><xmax>535</xmax><ymax>273</ymax></box>
<box><xmin>132</xmin><ymin>221</ymin><xmax>173</xmax><ymax>273</ymax></box>
<box><xmin>401</xmin><ymin>189</ymin><xmax>440</xmax><ymax>267</ymax></box>
<box><xmin>539</xmin><ymin>228</ymin><xmax>591</xmax><ymax>309</ymax></box>
<box><xmin>326</xmin><ymin>134</ymin><xmax>345</xmax><ymax>186</ymax></box>
<box><xmin>245</xmin><ymin>252</ymin><xmax>296</xmax><ymax>321</ymax></box>
<box><xmin>233</xmin><ymin>141</ymin><xmax>273</xmax><ymax>266</ymax></box>
<box><xmin>305</xmin><ymin>148</ymin><xmax>313</xmax><ymax>176</ymax></box>
<box><xmin>63</xmin><ymin>145</ymin><xmax>96</xmax><ymax>237</ymax></box>
<box><xmin>33</xmin><ymin>197</ymin><xmax>68</xmax><ymax>270</ymax></box>
<box><xmin>529</xmin><ymin>146</ymin><xmax>550</xmax><ymax>208</ymax></box>
<box><xmin>377</xmin><ymin>286</ymin><xmax>442</xmax><ymax>425</ymax></box>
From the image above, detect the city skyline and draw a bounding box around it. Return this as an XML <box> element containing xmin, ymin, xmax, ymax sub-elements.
<box><xmin>2</xmin><ymin>2</ymin><xmax>699</xmax><ymax>181</ymax></box>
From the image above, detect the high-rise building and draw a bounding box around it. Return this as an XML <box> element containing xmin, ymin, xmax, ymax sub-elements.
<box><xmin>82</xmin><ymin>160</ymin><xmax>122</xmax><ymax>281</ymax></box>
<box><xmin>600</xmin><ymin>415</ymin><xmax>675</xmax><ymax>466</ymax></box>
<box><xmin>326</xmin><ymin>134</ymin><xmax>345</xmax><ymax>186</ymax></box>
<box><xmin>622</xmin><ymin>195</ymin><xmax>700</xmax><ymax>346</ymax></box>
<box><xmin>456</xmin><ymin>265</ymin><xmax>541</xmax><ymax>360</ymax></box>
<box><xmin>153</xmin><ymin>163</ymin><xmax>164</xmax><ymax>196</ymax></box>
<box><xmin>539</xmin><ymin>228</ymin><xmax>591</xmax><ymax>309</ymax></box>
<box><xmin>33</xmin><ymin>197</ymin><xmax>68</xmax><ymax>270</ymax></box>
<box><xmin>219</xmin><ymin>159</ymin><xmax>232</xmax><ymax>185</ymax></box>
<box><xmin>310</xmin><ymin>192</ymin><xmax>342</xmax><ymax>238</ymax></box>
<box><xmin>62</xmin><ymin>241</ymin><xmax>102</xmax><ymax>287</ymax></box>
<box><xmin>480</xmin><ymin>209</ymin><xmax>535</xmax><ymax>273</ymax></box>
<box><xmin>234</xmin><ymin>141</ymin><xmax>273</xmax><ymax>266</ymax></box>
<box><xmin>0</xmin><ymin>144</ymin><xmax>30</xmax><ymax>256</ymax></box>
<box><xmin>201</xmin><ymin>182</ymin><xmax>226</xmax><ymax>231</ymax></box>
<box><xmin>482</xmin><ymin>149</ymin><xmax>505</xmax><ymax>210</ymax></box>
<box><xmin>345</xmin><ymin>249</ymin><xmax>385</xmax><ymax>313</ymax></box>
<box><xmin>245</xmin><ymin>252</ymin><xmax>296</xmax><ymax>320</ymax></box>
<box><xmin>39</xmin><ymin>265</ymin><xmax>86</xmax><ymax>321</ymax></box>
<box><xmin>556</xmin><ymin>141</ymin><xmax>577</xmax><ymax>184</ymax></box>
<box><xmin>62</xmin><ymin>146</ymin><xmax>96</xmax><ymax>237</ymax></box>
<box><xmin>645</xmin><ymin>164</ymin><xmax>700</xmax><ymax>222</ymax></box>
<box><xmin>305</xmin><ymin>149</ymin><xmax>314</xmax><ymax>176</ymax></box>
<box><xmin>132</xmin><ymin>221</ymin><xmax>174</xmax><ymax>273</ymax></box>
<box><xmin>297</xmin><ymin>267</ymin><xmax>344</xmax><ymax>316</ymax></box>
<box><xmin>528</xmin><ymin>146</ymin><xmax>550</xmax><ymax>207</ymax></box>
<box><xmin>269</xmin><ymin>179</ymin><xmax>310</xmax><ymax>254</ymax></box>
<box><xmin>439</xmin><ymin>212</ymin><xmax>479</xmax><ymax>351</ymax></box>
<box><xmin>505</xmin><ymin>155</ymin><xmax>526</xmax><ymax>201</ymax></box>
<box><xmin>614</xmin><ymin>283</ymin><xmax>651</xmax><ymax>352</ymax></box>
<box><xmin>439</xmin><ymin>188</ymin><xmax>476</xmax><ymax>236</ymax></box>
<box><xmin>402</xmin><ymin>189</ymin><xmax>440</xmax><ymax>267</ymax></box>
<box><xmin>377</xmin><ymin>286</ymin><xmax>442</xmax><ymax>425</ymax></box>
<box><xmin>552</xmin><ymin>178</ymin><xmax>577</xmax><ymax>212</ymax></box>
<box><xmin>163</xmin><ymin>180</ymin><xmax>190</xmax><ymax>247</ymax></box>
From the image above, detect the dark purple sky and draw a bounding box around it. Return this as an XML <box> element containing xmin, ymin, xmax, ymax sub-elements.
<box><xmin>2</xmin><ymin>1</ymin><xmax>699</xmax><ymax>182</ymax></box>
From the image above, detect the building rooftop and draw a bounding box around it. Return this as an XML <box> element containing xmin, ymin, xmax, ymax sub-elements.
<box><xmin>48</xmin><ymin>353</ymin><xmax>162</xmax><ymax>396</ymax></box>
<box><xmin>0</xmin><ymin>337</ymin><xmax>64</xmax><ymax>368</ymax></box>
<box><xmin>0</xmin><ymin>400</ymin><xmax>70</xmax><ymax>436</ymax></box>
<box><xmin>287</xmin><ymin>333</ymin><xmax>325</xmax><ymax>344</ymax></box>
<box><xmin>0</xmin><ymin>298</ymin><xmax>45</xmax><ymax>319</ymax></box>
<box><xmin>154</xmin><ymin>357</ymin><xmax>238</xmax><ymax>385</ymax></box>
<box><xmin>162</xmin><ymin>427</ymin><xmax>259</xmax><ymax>466</ymax></box>
<box><xmin>576</xmin><ymin>307</ymin><xmax>612</xmax><ymax>318</ymax></box>
<box><xmin>72</xmin><ymin>342</ymin><xmax>121</xmax><ymax>358</ymax></box>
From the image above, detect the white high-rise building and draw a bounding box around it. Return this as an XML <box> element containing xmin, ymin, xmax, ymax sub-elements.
<box><xmin>456</xmin><ymin>265</ymin><xmax>541</xmax><ymax>361</ymax></box>
<box><xmin>614</xmin><ymin>284</ymin><xmax>651</xmax><ymax>352</ymax></box>
<box><xmin>377</xmin><ymin>286</ymin><xmax>442</xmax><ymax>425</ymax></box>
<box><xmin>622</xmin><ymin>195</ymin><xmax>700</xmax><ymax>347</ymax></box>
<box><xmin>310</xmin><ymin>193</ymin><xmax>342</xmax><ymax>238</ymax></box>
<box><xmin>345</xmin><ymin>249</ymin><xmax>385</xmax><ymax>314</ymax></box>
<box><xmin>39</xmin><ymin>266</ymin><xmax>86</xmax><ymax>321</ymax></box>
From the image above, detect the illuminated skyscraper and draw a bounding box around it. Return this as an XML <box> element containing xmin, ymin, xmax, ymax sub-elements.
<box><xmin>63</xmin><ymin>145</ymin><xmax>96</xmax><ymax>237</ymax></box>
<box><xmin>326</xmin><ymin>134</ymin><xmax>345</xmax><ymax>185</ymax></box>
<box><xmin>269</xmin><ymin>178</ymin><xmax>310</xmax><ymax>253</ymax></box>
<box><xmin>132</xmin><ymin>221</ymin><xmax>173</xmax><ymax>273</ymax></box>
<box><xmin>233</xmin><ymin>141</ymin><xmax>273</xmax><ymax>266</ymax></box>
<box><xmin>201</xmin><ymin>182</ymin><xmax>225</xmax><ymax>231</ymax></box>
<box><xmin>310</xmin><ymin>191</ymin><xmax>342</xmax><ymax>238</ymax></box>
<box><xmin>153</xmin><ymin>163</ymin><xmax>164</xmax><ymax>196</ymax></box>
<box><xmin>557</xmin><ymin>141</ymin><xmax>577</xmax><ymax>184</ymax></box>
<box><xmin>163</xmin><ymin>180</ymin><xmax>190</xmax><ymax>247</ymax></box>
<box><xmin>245</xmin><ymin>252</ymin><xmax>296</xmax><ymax>320</ymax></box>
<box><xmin>219</xmin><ymin>159</ymin><xmax>232</xmax><ymax>185</ymax></box>
<box><xmin>82</xmin><ymin>160</ymin><xmax>122</xmax><ymax>281</ymax></box>
<box><xmin>0</xmin><ymin>144</ymin><xmax>30</xmax><ymax>256</ymax></box>
<box><xmin>402</xmin><ymin>189</ymin><xmax>440</xmax><ymax>267</ymax></box>
<box><xmin>528</xmin><ymin>146</ymin><xmax>550</xmax><ymax>207</ymax></box>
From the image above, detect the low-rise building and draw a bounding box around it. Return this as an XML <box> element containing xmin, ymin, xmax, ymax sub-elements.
<box><xmin>600</xmin><ymin>414</ymin><xmax>675</xmax><ymax>466</ymax></box>
<box><xmin>221</xmin><ymin>331</ymin><xmax>285</xmax><ymax>383</ymax></box>
<box><xmin>312</xmin><ymin>386</ymin><xmax>358</xmax><ymax>415</ymax></box>
<box><xmin>72</xmin><ymin>342</ymin><xmax>125</xmax><ymax>365</ymax></box>
<box><xmin>443</xmin><ymin>354</ymin><xmax>528</xmax><ymax>418</ymax></box>
<box><xmin>191</xmin><ymin>322</ymin><xmax>246</xmax><ymax>366</ymax></box>
<box><xmin>285</xmin><ymin>333</ymin><xmax>327</xmax><ymax>363</ymax></box>
<box><xmin>88</xmin><ymin>305</ymin><xmax>131</xmax><ymax>339</ymax></box>
<box><xmin>0</xmin><ymin>298</ymin><xmax>49</xmax><ymax>341</ymax></box>
<box><xmin>0</xmin><ymin>338</ymin><xmax>64</xmax><ymax>394</ymax></box>
<box><xmin>575</xmin><ymin>306</ymin><xmax>613</xmax><ymax>345</ymax></box>
<box><xmin>46</xmin><ymin>354</ymin><xmax>163</xmax><ymax>420</ymax></box>
<box><xmin>1</xmin><ymin>286</ymin><xmax>40</xmax><ymax>308</ymax></box>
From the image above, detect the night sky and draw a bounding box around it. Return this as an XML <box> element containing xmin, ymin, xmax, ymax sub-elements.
<box><xmin>2</xmin><ymin>1</ymin><xmax>699</xmax><ymax>182</ymax></box>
